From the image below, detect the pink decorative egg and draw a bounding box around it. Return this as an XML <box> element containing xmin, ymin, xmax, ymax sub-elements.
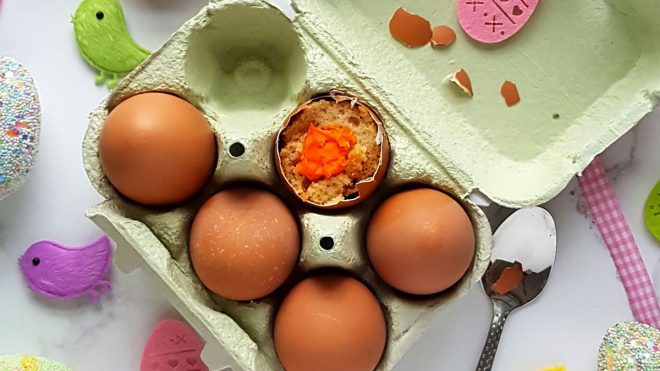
<box><xmin>140</xmin><ymin>319</ymin><xmax>208</xmax><ymax>371</ymax></box>
<box><xmin>457</xmin><ymin>0</ymin><xmax>540</xmax><ymax>44</ymax></box>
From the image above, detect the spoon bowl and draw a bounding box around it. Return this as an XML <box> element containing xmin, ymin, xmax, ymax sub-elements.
<box><xmin>476</xmin><ymin>207</ymin><xmax>557</xmax><ymax>371</ymax></box>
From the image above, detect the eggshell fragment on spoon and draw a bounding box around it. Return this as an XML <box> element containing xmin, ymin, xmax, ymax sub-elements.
<box><xmin>389</xmin><ymin>7</ymin><xmax>432</xmax><ymax>48</ymax></box>
<box><xmin>447</xmin><ymin>68</ymin><xmax>474</xmax><ymax>97</ymax></box>
<box><xmin>431</xmin><ymin>25</ymin><xmax>456</xmax><ymax>48</ymax></box>
<box><xmin>490</xmin><ymin>261</ymin><xmax>524</xmax><ymax>295</ymax></box>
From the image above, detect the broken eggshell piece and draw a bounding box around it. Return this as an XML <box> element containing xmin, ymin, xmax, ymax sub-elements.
<box><xmin>447</xmin><ymin>68</ymin><xmax>474</xmax><ymax>97</ymax></box>
<box><xmin>490</xmin><ymin>261</ymin><xmax>523</xmax><ymax>295</ymax></box>
<box><xmin>389</xmin><ymin>7</ymin><xmax>432</xmax><ymax>48</ymax></box>
<box><xmin>274</xmin><ymin>92</ymin><xmax>390</xmax><ymax>210</ymax></box>
<box><xmin>431</xmin><ymin>25</ymin><xmax>457</xmax><ymax>48</ymax></box>
<box><xmin>501</xmin><ymin>80</ymin><xmax>521</xmax><ymax>107</ymax></box>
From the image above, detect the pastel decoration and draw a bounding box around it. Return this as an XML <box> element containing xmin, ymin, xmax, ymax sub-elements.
<box><xmin>0</xmin><ymin>57</ymin><xmax>41</xmax><ymax>201</ymax></box>
<box><xmin>598</xmin><ymin>322</ymin><xmax>660</xmax><ymax>370</ymax></box>
<box><xmin>644</xmin><ymin>180</ymin><xmax>660</xmax><ymax>241</ymax></box>
<box><xmin>0</xmin><ymin>355</ymin><xmax>72</xmax><ymax>371</ymax></box>
<box><xmin>72</xmin><ymin>0</ymin><xmax>150</xmax><ymax>89</ymax></box>
<box><xmin>457</xmin><ymin>0</ymin><xmax>540</xmax><ymax>44</ymax></box>
<box><xmin>579</xmin><ymin>158</ymin><xmax>660</xmax><ymax>328</ymax></box>
<box><xmin>19</xmin><ymin>236</ymin><xmax>113</xmax><ymax>302</ymax></box>
<box><xmin>141</xmin><ymin>319</ymin><xmax>208</xmax><ymax>371</ymax></box>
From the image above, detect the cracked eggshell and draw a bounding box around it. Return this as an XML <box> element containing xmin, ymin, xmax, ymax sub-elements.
<box><xmin>274</xmin><ymin>92</ymin><xmax>390</xmax><ymax>210</ymax></box>
<box><xmin>430</xmin><ymin>25</ymin><xmax>456</xmax><ymax>48</ymax></box>
<box><xmin>388</xmin><ymin>7</ymin><xmax>432</xmax><ymax>48</ymax></box>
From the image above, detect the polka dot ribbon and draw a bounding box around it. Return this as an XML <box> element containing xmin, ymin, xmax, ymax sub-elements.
<box><xmin>579</xmin><ymin>157</ymin><xmax>660</xmax><ymax>328</ymax></box>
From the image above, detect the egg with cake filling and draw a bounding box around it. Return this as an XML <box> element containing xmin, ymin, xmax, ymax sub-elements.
<box><xmin>99</xmin><ymin>92</ymin><xmax>217</xmax><ymax>206</ymax></box>
<box><xmin>189</xmin><ymin>187</ymin><xmax>300</xmax><ymax>301</ymax></box>
<box><xmin>274</xmin><ymin>273</ymin><xmax>386</xmax><ymax>371</ymax></box>
<box><xmin>275</xmin><ymin>92</ymin><xmax>389</xmax><ymax>209</ymax></box>
<box><xmin>367</xmin><ymin>188</ymin><xmax>475</xmax><ymax>295</ymax></box>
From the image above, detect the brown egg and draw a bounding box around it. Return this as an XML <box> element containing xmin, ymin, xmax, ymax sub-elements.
<box><xmin>99</xmin><ymin>92</ymin><xmax>216</xmax><ymax>206</ymax></box>
<box><xmin>367</xmin><ymin>188</ymin><xmax>475</xmax><ymax>295</ymax></box>
<box><xmin>274</xmin><ymin>274</ymin><xmax>386</xmax><ymax>371</ymax></box>
<box><xmin>189</xmin><ymin>188</ymin><xmax>300</xmax><ymax>301</ymax></box>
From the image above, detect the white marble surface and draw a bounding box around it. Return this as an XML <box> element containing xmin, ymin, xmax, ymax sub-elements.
<box><xmin>1</xmin><ymin>1</ymin><xmax>659</xmax><ymax>370</ymax></box>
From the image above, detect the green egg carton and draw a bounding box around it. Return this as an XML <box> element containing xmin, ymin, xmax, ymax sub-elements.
<box><xmin>295</xmin><ymin>0</ymin><xmax>660</xmax><ymax>207</ymax></box>
<box><xmin>82</xmin><ymin>0</ymin><xmax>660</xmax><ymax>369</ymax></box>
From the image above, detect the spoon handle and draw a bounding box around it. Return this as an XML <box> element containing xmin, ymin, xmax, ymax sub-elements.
<box><xmin>476</xmin><ymin>300</ymin><xmax>512</xmax><ymax>371</ymax></box>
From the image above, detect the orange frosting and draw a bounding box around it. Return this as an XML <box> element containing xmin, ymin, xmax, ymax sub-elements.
<box><xmin>294</xmin><ymin>124</ymin><xmax>356</xmax><ymax>182</ymax></box>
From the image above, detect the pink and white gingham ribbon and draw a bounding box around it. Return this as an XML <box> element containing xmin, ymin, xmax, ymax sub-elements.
<box><xmin>578</xmin><ymin>157</ymin><xmax>660</xmax><ymax>328</ymax></box>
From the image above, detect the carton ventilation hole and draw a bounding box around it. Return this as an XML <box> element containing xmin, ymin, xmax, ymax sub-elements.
<box><xmin>320</xmin><ymin>237</ymin><xmax>334</xmax><ymax>250</ymax></box>
<box><xmin>229</xmin><ymin>142</ymin><xmax>245</xmax><ymax>157</ymax></box>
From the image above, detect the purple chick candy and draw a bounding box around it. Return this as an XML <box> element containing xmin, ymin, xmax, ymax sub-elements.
<box><xmin>19</xmin><ymin>236</ymin><xmax>113</xmax><ymax>302</ymax></box>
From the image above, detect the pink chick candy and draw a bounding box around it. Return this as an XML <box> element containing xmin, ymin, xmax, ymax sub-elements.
<box><xmin>19</xmin><ymin>236</ymin><xmax>112</xmax><ymax>302</ymax></box>
<box><xmin>141</xmin><ymin>319</ymin><xmax>208</xmax><ymax>371</ymax></box>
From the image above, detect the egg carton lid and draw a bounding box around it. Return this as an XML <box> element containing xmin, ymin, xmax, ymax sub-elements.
<box><xmin>288</xmin><ymin>0</ymin><xmax>660</xmax><ymax>207</ymax></box>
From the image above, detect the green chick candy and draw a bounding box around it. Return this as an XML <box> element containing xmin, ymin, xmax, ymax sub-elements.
<box><xmin>644</xmin><ymin>180</ymin><xmax>660</xmax><ymax>241</ymax></box>
<box><xmin>73</xmin><ymin>0</ymin><xmax>150</xmax><ymax>89</ymax></box>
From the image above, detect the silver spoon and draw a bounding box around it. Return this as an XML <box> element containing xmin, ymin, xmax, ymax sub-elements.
<box><xmin>476</xmin><ymin>207</ymin><xmax>557</xmax><ymax>371</ymax></box>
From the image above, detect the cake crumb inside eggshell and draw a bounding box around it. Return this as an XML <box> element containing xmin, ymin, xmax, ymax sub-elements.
<box><xmin>275</xmin><ymin>93</ymin><xmax>389</xmax><ymax>209</ymax></box>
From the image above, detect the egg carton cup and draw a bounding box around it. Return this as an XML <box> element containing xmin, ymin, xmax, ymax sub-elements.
<box><xmin>83</xmin><ymin>0</ymin><xmax>660</xmax><ymax>369</ymax></box>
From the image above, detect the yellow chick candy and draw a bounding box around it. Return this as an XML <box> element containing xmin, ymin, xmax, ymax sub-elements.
<box><xmin>542</xmin><ymin>366</ymin><xmax>567</xmax><ymax>371</ymax></box>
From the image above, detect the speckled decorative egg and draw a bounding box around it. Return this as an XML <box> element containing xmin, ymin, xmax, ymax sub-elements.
<box><xmin>0</xmin><ymin>57</ymin><xmax>41</xmax><ymax>201</ymax></box>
